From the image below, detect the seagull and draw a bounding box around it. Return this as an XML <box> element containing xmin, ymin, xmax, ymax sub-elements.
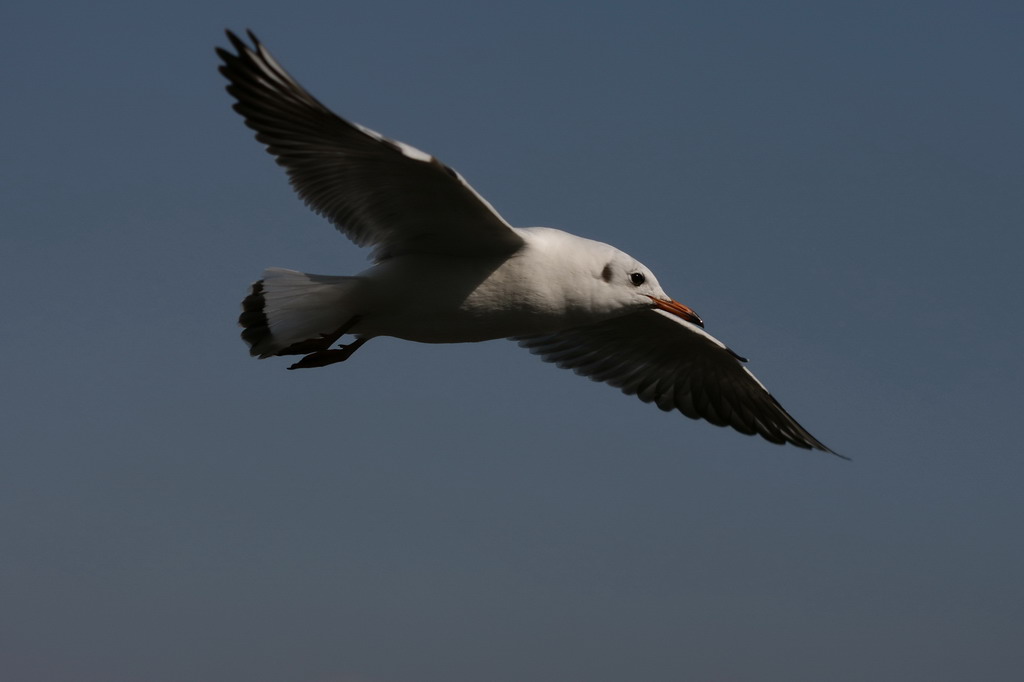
<box><xmin>217</xmin><ymin>30</ymin><xmax>840</xmax><ymax>456</ymax></box>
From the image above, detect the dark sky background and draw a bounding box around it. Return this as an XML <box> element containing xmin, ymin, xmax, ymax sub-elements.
<box><xmin>3</xmin><ymin>1</ymin><xmax>1022</xmax><ymax>681</ymax></box>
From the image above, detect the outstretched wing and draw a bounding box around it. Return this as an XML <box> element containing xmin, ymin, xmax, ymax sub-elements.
<box><xmin>517</xmin><ymin>309</ymin><xmax>841</xmax><ymax>456</ymax></box>
<box><xmin>217</xmin><ymin>30</ymin><xmax>524</xmax><ymax>261</ymax></box>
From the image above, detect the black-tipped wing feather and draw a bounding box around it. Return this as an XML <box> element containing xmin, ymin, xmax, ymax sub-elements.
<box><xmin>517</xmin><ymin>309</ymin><xmax>839</xmax><ymax>455</ymax></box>
<box><xmin>217</xmin><ymin>30</ymin><xmax>524</xmax><ymax>261</ymax></box>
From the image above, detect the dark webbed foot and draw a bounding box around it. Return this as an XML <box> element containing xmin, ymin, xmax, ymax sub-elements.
<box><xmin>287</xmin><ymin>337</ymin><xmax>368</xmax><ymax>370</ymax></box>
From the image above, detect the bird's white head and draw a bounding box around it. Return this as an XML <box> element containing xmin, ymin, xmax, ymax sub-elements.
<box><xmin>597</xmin><ymin>249</ymin><xmax>704</xmax><ymax>327</ymax></box>
<box><xmin>511</xmin><ymin>227</ymin><xmax>703</xmax><ymax>328</ymax></box>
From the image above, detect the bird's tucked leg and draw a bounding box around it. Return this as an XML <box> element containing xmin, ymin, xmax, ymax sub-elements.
<box><xmin>285</xmin><ymin>315</ymin><xmax>366</xmax><ymax>370</ymax></box>
<box><xmin>288</xmin><ymin>336</ymin><xmax>368</xmax><ymax>370</ymax></box>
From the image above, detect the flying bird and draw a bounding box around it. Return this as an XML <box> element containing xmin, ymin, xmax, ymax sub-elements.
<box><xmin>217</xmin><ymin>30</ymin><xmax>840</xmax><ymax>456</ymax></box>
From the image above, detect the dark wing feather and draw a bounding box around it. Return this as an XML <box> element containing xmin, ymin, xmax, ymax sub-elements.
<box><xmin>517</xmin><ymin>309</ymin><xmax>842</xmax><ymax>456</ymax></box>
<box><xmin>216</xmin><ymin>30</ymin><xmax>524</xmax><ymax>261</ymax></box>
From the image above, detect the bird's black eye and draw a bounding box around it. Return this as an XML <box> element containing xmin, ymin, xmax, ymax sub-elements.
<box><xmin>630</xmin><ymin>272</ymin><xmax>646</xmax><ymax>286</ymax></box>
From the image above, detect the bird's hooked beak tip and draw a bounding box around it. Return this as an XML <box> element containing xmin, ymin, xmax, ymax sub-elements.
<box><xmin>648</xmin><ymin>296</ymin><xmax>704</xmax><ymax>327</ymax></box>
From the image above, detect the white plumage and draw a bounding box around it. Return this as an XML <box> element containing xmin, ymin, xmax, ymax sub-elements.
<box><xmin>218</xmin><ymin>30</ymin><xmax>839</xmax><ymax>456</ymax></box>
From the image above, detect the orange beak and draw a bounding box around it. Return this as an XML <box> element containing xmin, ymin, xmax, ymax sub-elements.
<box><xmin>648</xmin><ymin>296</ymin><xmax>704</xmax><ymax>327</ymax></box>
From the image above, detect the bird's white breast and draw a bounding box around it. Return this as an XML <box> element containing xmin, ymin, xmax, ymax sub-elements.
<box><xmin>351</xmin><ymin>227</ymin><xmax>642</xmax><ymax>343</ymax></box>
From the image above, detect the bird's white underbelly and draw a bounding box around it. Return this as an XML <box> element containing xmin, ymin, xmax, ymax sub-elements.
<box><xmin>348</xmin><ymin>253</ymin><xmax>620</xmax><ymax>343</ymax></box>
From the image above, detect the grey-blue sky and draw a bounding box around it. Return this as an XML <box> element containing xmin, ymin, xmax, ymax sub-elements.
<box><xmin>2</xmin><ymin>1</ymin><xmax>1022</xmax><ymax>681</ymax></box>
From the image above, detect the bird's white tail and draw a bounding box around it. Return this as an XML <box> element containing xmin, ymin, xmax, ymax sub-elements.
<box><xmin>239</xmin><ymin>267</ymin><xmax>362</xmax><ymax>358</ymax></box>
